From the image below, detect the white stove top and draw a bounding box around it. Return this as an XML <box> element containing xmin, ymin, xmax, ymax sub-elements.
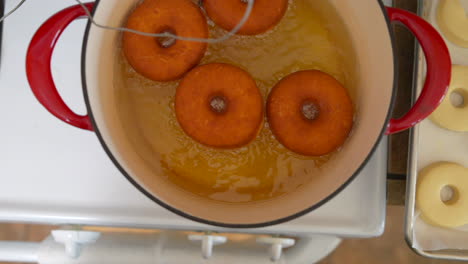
<box><xmin>0</xmin><ymin>0</ymin><xmax>387</xmax><ymax>237</ymax></box>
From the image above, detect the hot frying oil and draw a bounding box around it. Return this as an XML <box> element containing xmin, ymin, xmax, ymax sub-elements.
<box><xmin>116</xmin><ymin>0</ymin><xmax>355</xmax><ymax>202</ymax></box>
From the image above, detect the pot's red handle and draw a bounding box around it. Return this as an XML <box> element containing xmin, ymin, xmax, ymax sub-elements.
<box><xmin>26</xmin><ymin>3</ymin><xmax>95</xmax><ymax>131</ymax></box>
<box><xmin>385</xmin><ymin>7</ymin><xmax>451</xmax><ymax>134</ymax></box>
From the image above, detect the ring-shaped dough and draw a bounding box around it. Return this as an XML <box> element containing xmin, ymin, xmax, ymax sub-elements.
<box><xmin>437</xmin><ymin>0</ymin><xmax>468</xmax><ymax>48</ymax></box>
<box><xmin>123</xmin><ymin>0</ymin><xmax>209</xmax><ymax>81</ymax></box>
<box><xmin>267</xmin><ymin>70</ymin><xmax>354</xmax><ymax>156</ymax></box>
<box><xmin>417</xmin><ymin>162</ymin><xmax>468</xmax><ymax>228</ymax></box>
<box><xmin>203</xmin><ymin>0</ymin><xmax>288</xmax><ymax>35</ymax></box>
<box><xmin>175</xmin><ymin>63</ymin><xmax>264</xmax><ymax>149</ymax></box>
<box><xmin>430</xmin><ymin>66</ymin><xmax>468</xmax><ymax>131</ymax></box>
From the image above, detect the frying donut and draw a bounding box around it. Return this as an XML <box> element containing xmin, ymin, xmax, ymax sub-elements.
<box><xmin>203</xmin><ymin>0</ymin><xmax>288</xmax><ymax>35</ymax></box>
<box><xmin>267</xmin><ymin>70</ymin><xmax>354</xmax><ymax>156</ymax></box>
<box><xmin>123</xmin><ymin>0</ymin><xmax>209</xmax><ymax>82</ymax></box>
<box><xmin>175</xmin><ymin>63</ymin><xmax>263</xmax><ymax>148</ymax></box>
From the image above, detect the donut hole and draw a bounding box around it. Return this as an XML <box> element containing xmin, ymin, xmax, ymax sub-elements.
<box><xmin>449</xmin><ymin>88</ymin><xmax>467</xmax><ymax>108</ymax></box>
<box><xmin>157</xmin><ymin>28</ymin><xmax>177</xmax><ymax>48</ymax></box>
<box><xmin>209</xmin><ymin>95</ymin><xmax>228</xmax><ymax>114</ymax></box>
<box><xmin>440</xmin><ymin>185</ymin><xmax>460</xmax><ymax>205</ymax></box>
<box><xmin>301</xmin><ymin>100</ymin><xmax>320</xmax><ymax>121</ymax></box>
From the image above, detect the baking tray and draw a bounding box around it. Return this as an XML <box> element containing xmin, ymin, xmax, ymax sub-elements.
<box><xmin>406</xmin><ymin>0</ymin><xmax>468</xmax><ymax>260</ymax></box>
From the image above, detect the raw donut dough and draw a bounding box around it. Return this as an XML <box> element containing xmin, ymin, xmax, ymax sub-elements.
<box><xmin>417</xmin><ymin>162</ymin><xmax>468</xmax><ymax>228</ymax></box>
<box><xmin>437</xmin><ymin>0</ymin><xmax>468</xmax><ymax>48</ymax></box>
<box><xmin>430</xmin><ymin>65</ymin><xmax>468</xmax><ymax>131</ymax></box>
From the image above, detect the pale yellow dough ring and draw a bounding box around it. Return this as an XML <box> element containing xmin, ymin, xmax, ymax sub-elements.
<box><xmin>417</xmin><ymin>162</ymin><xmax>468</xmax><ymax>228</ymax></box>
<box><xmin>437</xmin><ymin>0</ymin><xmax>468</xmax><ymax>48</ymax></box>
<box><xmin>430</xmin><ymin>65</ymin><xmax>468</xmax><ymax>131</ymax></box>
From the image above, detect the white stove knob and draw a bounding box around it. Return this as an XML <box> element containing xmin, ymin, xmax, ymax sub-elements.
<box><xmin>256</xmin><ymin>236</ymin><xmax>295</xmax><ymax>262</ymax></box>
<box><xmin>51</xmin><ymin>230</ymin><xmax>100</xmax><ymax>259</ymax></box>
<box><xmin>188</xmin><ymin>233</ymin><xmax>227</xmax><ymax>259</ymax></box>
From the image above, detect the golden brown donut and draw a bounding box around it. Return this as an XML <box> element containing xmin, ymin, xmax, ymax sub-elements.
<box><xmin>267</xmin><ymin>70</ymin><xmax>354</xmax><ymax>156</ymax></box>
<box><xmin>123</xmin><ymin>0</ymin><xmax>209</xmax><ymax>82</ymax></box>
<box><xmin>175</xmin><ymin>63</ymin><xmax>263</xmax><ymax>148</ymax></box>
<box><xmin>203</xmin><ymin>0</ymin><xmax>288</xmax><ymax>35</ymax></box>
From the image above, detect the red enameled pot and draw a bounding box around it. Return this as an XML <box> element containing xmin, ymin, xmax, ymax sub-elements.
<box><xmin>26</xmin><ymin>1</ymin><xmax>451</xmax><ymax>227</ymax></box>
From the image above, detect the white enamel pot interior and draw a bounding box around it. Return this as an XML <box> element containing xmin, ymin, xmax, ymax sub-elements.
<box><xmin>82</xmin><ymin>0</ymin><xmax>395</xmax><ymax>227</ymax></box>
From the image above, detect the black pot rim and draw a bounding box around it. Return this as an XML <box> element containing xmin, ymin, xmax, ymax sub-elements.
<box><xmin>81</xmin><ymin>0</ymin><xmax>397</xmax><ymax>229</ymax></box>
